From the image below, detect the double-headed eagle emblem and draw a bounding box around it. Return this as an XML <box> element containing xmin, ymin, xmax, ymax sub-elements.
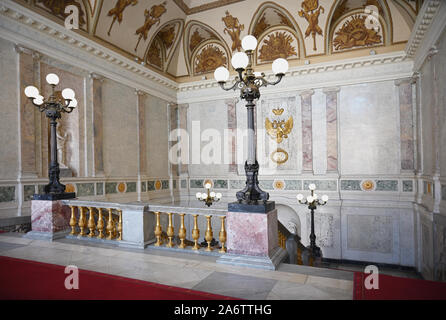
<box><xmin>265</xmin><ymin>116</ymin><xmax>293</xmax><ymax>144</ymax></box>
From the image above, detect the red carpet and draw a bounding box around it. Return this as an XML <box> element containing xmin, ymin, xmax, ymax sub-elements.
<box><xmin>354</xmin><ymin>272</ymin><xmax>446</xmax><ymax>300</ymax></box>
<box><xmin>0</xmin><ymin>256</ymin><xmax>238</xmax><ymax>300</ymax></box>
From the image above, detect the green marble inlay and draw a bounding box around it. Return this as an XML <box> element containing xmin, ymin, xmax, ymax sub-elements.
<box><xmin>403</xmin><ymin>180</ymin><xmax>413</xmax><ymax>192</ymax></box>
<box><xmin>285</xmin><ymin>180</ymin><xmax>302</xmax><ymax>190</ymax></box>
<box><xmin>181</xmin><ymin>180</ymin><xmax>187</xmax><ymax>189</ymax></box>
<box><xmin>77</xmin><ymin>183</ymin><xmax>95</xmax><ymax>197</ymax></box>
<box><xmin>214</xmin><ymin>180</ymin><xmax>228</xmax><ymax>189</ymax></box>
<box><xmin>105</xmin><ymin>182</ymin><xmax>117</xmax><ymax>194</ymax></box>
<box><xmin>341</xmin><ymin>180</ymin><xmax>361</xmax><ymax>191</ymax></box>
<box><xmin>38</xmin><ymin>185</ymin><xmax>45</xmax><ymax>194</ymax></box>
<box><xmin>24</xmin><ymin>185</ymin><xmax>35</xmax><ymax>201</ymax></box>
<box><xmin>0</xmin><ymin>186</ymin><xmax>15</xmax><ymax>202</ymax></box>
<box><xmin>442</xmin><ymin>185</ymin><xmax>446</xmax><ymax>201</ymax></box>
<box><xmin>259</xmin><ymin>180</ymin><xmax>274</xmax><ymax>190</ymax></box>
<box><xmin>173</xmin><ymin>180</ymin><xmax>177</xmax><ymax>189</ymax></box>
<box><xmin>147</xmin><ymin>181</ymin><xmax>156</xmax><ymax>191</ymax></box>
<box><xmin>162</xmin><ymin>180</ymin><xmax>169</xmax><ymax>190</ymax></box>
<box><xmin>190</xmin><ymin>180</ymin><xmax>204</xmax><ymax>189</ymax></box>
<box><xmin>304</xmin><ymin>180</ymin><xmax>337</xmax><ymax>191</ymax></box>
<box><xmin>126</xmin><ymin>182</ymin><xmax>137</xmax><ymax>193</ymax></box>
<box><xmin>141</xmin><ymin>181</ymin><xmax>147</xmax><ymax>192</ymax></box>
<box><xmin>96</xmin><ymin>183</ymin><xmax>104</xmax><ymax>195</ymax></box>
<box><xmin>376</xmin><ymin>180</ymin><xmax>398</xmax><ymax>191</ymax></box>
<box><xmin>230</xmin><ymin>180</ymin><xmax>245</xmax><ymax>189</ymax></box>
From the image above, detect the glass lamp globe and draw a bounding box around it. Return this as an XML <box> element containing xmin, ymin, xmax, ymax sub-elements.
<box><xmin>214</xmin><ymin>66</ymin><xmax>230</xmax><ymax>82</ymax></box>
<box><xmin>241</xmin><ymin>35</ymin><xmax>257</xmax><ymax>51</ymax></box>
<box><xmin>24</xmin><ymin>86</ymin><xmax>39</xmax><ymax>98</ymax></box>
<box><xmin>205</xmin><ymin>183</ymin><xmax>212</xmax><ymax>189</ymax></box>
<box><xmin>307</xmin><ymin>196</ymin><xmax>314</xmax><ymax>203</ymax></box>
<box><xmin>46</xmin><ymin>73</ymin><xmax>60</xmax><ymax>85</ymax></box>
<box><xmin>62</xmin><ymin>88</ymin><xmax>75</xmax><ymax>100</ymax></box>
<box><xmin>210</xmin><ymin>192</ymin><xmax>216</xmax><ymax>198</ymax></box>
<box><xmin>231</xmin><ymin>52</ymin><xmax>249</xmax><ymax>70</ymax></box>
<box><xmin>216</xmin><ymin>193</ymin><xmax>222</xmax><ymax>199</ymax></box>
<box><xmin>272</xmin><ymin>58</ymin><xmax>289</xmax><ymax>75</ymax></box>
<box><xmin>68</xmin><ymin>98</ymin><xmax>78</xmax><ymax>108</ymax></box>
<box><xmin>308</xmin><ymin>183</ymin><xmax>316</xmax><ymax>191</ymax></box>
<box><xmin>322</xmin><ymin>195</ymin><xmax>329</xmax><ymax>202</ymax></box>
<box><xmin>33</xmin><ymin>97</ymin><xmax>44</xmax><ymax>106</ymax></box>
<box><xmin>196</xmin><ymin>192</ymin><xmax>202</xmax><ymax>199</ymax></box>
<box><xmin>297</xmin><ymin>194</ymin><xmax>304</xmax><ymax>201</ymax></box>
<box><xmin>201</xmin><ymin>193</ymin><xmax>207</xmax><ymax>200</ymax></box>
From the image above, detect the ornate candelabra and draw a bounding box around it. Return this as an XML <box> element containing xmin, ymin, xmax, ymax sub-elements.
<box><xmin>24</xmin><ymin>73</ymin><xmax>78</xmax><ymax>200</ymax></box>
<box><xmin>296</xmin><ymin>184</ymin><xmax>329</xmax><ymax>258</ymax></box>
<box><xmin>214</xmin><ymin>35</ymin><xmax>289</xmax><ymax>206</ymax></box>
<box><xmin>196</xmin><ymin>183</ymin><xmax>222</xmax><ymax>207</ymax></box>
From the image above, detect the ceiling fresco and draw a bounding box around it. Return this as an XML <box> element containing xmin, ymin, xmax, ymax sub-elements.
<box><xmin>15</xmin><ymin>0</ymin><xmax>421</xmax><ymax>79</ymax></box>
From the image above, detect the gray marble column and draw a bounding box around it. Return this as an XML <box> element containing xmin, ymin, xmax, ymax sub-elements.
<box><xmin>226</xmin><ymin>98</ymin><xmax>238</xmax><ymax>173</ymax></box>
<box><xmin>299</xmin><ymin>90</ymin><xmax>315</xmax><ymax>173</ymax></box>
<box><xmin>323</xmin><ymin>87</ymin><xmax>340</xmax><ymax>173</ymax></box>
<box><xmin>16</xmin><ymin>45</ymin><xmax>38</xmax><ymax>178</ymax></box>
<box><xmin>90</xmin><ymin>73</ymin><xmax>105</xmax><ymax>177</ymax></box>
<box><xmin>395</xmin><ymin>78</ymin><xmax>415</xmax><ymax>172</ymax></box>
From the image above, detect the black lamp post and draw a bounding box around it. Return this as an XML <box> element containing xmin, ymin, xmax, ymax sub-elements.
<box><xmin>214</xmin><ymin>35</ymin><xmax>289</xmax><ymax>207</ymax></box>
<box><xmin>24</xmin><ymin>73</ymin><xmax>77</xmax><ymax>200</ymax></box>
<box><xmin>297</xmin><ymin>184</ymin><xmax>329</xmax><ymax>258</ymax></box>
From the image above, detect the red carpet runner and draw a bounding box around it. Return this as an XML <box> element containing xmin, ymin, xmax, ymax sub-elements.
<box><xmin>354</xmin><ymin>272</ymin><xmax>446</xmax><ymax>300</ymax></box>
<box><xmin>0</xmin><ymin>256</ymin><xmax>238</xmax><ymax>300</ymax></box>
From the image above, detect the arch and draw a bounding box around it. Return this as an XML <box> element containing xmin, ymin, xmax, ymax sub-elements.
<box><xmin>255</xmin><ymin>25</ymin><xmax>300</xmax><ymax>65</ymax></box>
<box><xmin>276</xmin><ymin>204</ymin><xmax>301</xmax><ymax>237</ymax></box>
<box><xmin>183</xmin><ymin>20</ymin><xmax>231</xmax><ymax>75</ymax></box>
<box><xmin>144</xmin><ymin>19</ymin><xmax>184</xmax><ymax>72</ymax></box>
<box><xmin>248</xmin><ymin>1</ymin><xmax>306</xmax><ymax>59</ymax></box>
<box><xmin>324</xmin><ymin>0</ymin><xmax>393</xmax><ymax>53</ymax></box>
<box><xmin>392</xmin><ymin>0</ymin><xmax>416</xmax><ymax>30</ymax></box>
<box><xmin>190</xmin><ymin>39</ymin><xmax>229</xmax><ymax>76</ymax></box>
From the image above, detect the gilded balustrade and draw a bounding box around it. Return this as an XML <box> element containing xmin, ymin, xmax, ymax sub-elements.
<box><xmin>68</xmin><ymin>205</ymin><xmax>123</xmax><ymax>241</ymax></box>
<box><xmin>152</xmin><ymin>211</ymin><xmax>227</xmax><ymax>253</ymax></box>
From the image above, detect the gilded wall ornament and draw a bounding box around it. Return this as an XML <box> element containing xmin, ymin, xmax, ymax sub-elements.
<box><xmin>271</xmin><ymin>148</ymin><xmax>289</xmax><ymax>165</ymax></box>
<box><xmin>134</xmin><ymin>1</ymin><xmax>167</xmax><ymax>52</ymax></box>
<box><xmin>272</xmin><ymin>108</ymin><xmax>284</xmax><ymax>116</ymax></box>
<box><xmin>298</xmin><ymin>0</ymin><xmax>324</xmax><ymax>51</ymax></box>
<box><xmin>194</xmin><ymin>45</ymin><xmax>227</xmax><ymax>75</ymax></box>
<box><xmin>362</xmin><ymin>180</ymin><xmax>374</xmax><ymax>191</ymax></box>
<box><xmin>275</xmin><ymin>10</ymin><xmax>294</xmax><ymax>30</ymax></box>
<box><xmin>190</xmin><ymin>29</ymin><xmax>205</xmax><ymax>52</ymax></box>
<box><xmin>265</xmin><ymin>116</ymin><xmax>293</xmax><ymax>144</ymax></box>
<box><xmin>37</xmin><ymin>0</ymin><xmax>86</xmax><ymax>27</ymax></box>
<box><xmin>118</xmin><ymin>182</ymin><xmax>126</xmax><ymax>193</ymax></box>
<box><xmin>258</xmin><ymin>32</ymin><xmax>297</xmax><ymax>62</ymax></box>
<box><xmin>222</xmin><ymin>11</ymin><xmax>245</xmax><ymax>52</ymax></box>
<box><xmin>252</xmin><ymin>13</ymin><xmax>271</xmax><ymax>39</ymax></box>
<box><xmin>333</xmin><ymin>14</ymin><xmax>382</xmax><ymax>51</ymax></box>
<box><xmin>147</xmin><ymin>40</ymin><xmax>162</xmax><ymax>68</ymax></box>
<box><xmin>107</xmin><ymin>0</ymin><xmax>138</xmax><ymax>36</ymax></box>
<box><xmin>274</xmin><ymin>180</ymin><xmax>285</xmax><ymax>190</ymax></box>
<box><xmin>158</xmin><ymin>25</ymin><xmax>176</xmax><ymax>49</ymax></box>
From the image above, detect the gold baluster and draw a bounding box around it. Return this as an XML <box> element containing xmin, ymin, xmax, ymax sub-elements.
<box><xmin>154</xmin><ymin>212</ymin><xmax>163</xmax><ymax>246</ymax></box>
<box><xmin>192</xmin><ymin>214</ymin><xmax>200</xmax><ymax>250</ymax></box>
<box><xmin>96</xmin><ymin>208</ymin><xmax>105</xmax><ymax>239</ymax></box>
<box><xmin>178</xmin><ymin>214</ymin><xmax>186</xmax><ymax>249</ymax></box>
<box><xmin>78</xmin><ymin>207</ymin><xmax>87</xmax><ymax>237</ymax></box>
<box><xmin>117</xmin><ymin>210</ymin><xmax>123</xmax><ymax>241</ymax></box>
<box><xmin>69</xmin><ymin>206</ymin><xmax>77</xmax><ymax>235</ymax></box>
<box><xmin>205</xmin><ymin>215</ymin><xmax>213</xmax><ymax>252</ymax></box>
<box><xmin>87</xmin><ymin>207</ymin><xmax>96</xmax><ymax>238</ymax></box>
<box><xmin>297</xmin><ymin>247</ymin><xmax>303</xmax><ymax>265</ymax></box>
<box><xmin>219</xmin><ymin>216</ymin><xmax>227</xmax><ymax>253</ymax></box>
<box><xmin>166</xmin><ymin>212</ymin><xmax>174</xmax><ymax>248</ymax></box>
<box><xmin>106</xmin><ymin>208</ymin><xmax>115</xmax><ymax>240</ymax></box>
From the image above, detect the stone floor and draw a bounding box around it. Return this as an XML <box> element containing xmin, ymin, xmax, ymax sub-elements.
<box><xmin>0</xmin><ymin>233</ymin><xmax>354</xmax><ymax>300</ymax></box>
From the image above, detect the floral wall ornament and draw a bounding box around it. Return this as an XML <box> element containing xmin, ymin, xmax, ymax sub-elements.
<box><xmin>107</xmin><ymin>0</ymin><xmax>138</xmax><ymax>36</ymax></box>
<box><xmin>275</xmin><ymin>10</ymin><xmax>294</xmax><ymax>30</ymax></box>
<box><xmin>252</xmin><ymin>13</ymin><xmax>270</xmax><ymax>39</ymax></box>
<box><xmin>147</xmin><ymin>39</ymin><xmax>163</xmax><ymax>69</ymax></box>
<box><xmin>134</xmin><ymin>1</ymin><xmax>167</xmax><ymax>52</ymax></box>
<box><xmin>190</xmin><ymin>29</ymin><xmax>205</xmax><ymax>52</ymax></box>
<box><xmin>194</xmin><ymin>44</ymin><xmax>227</xmax><ymax>75</ymax></box>
<box><xmin>298</xmin><ymin>0</ymin><xmax>324</xmax><ymax>51</ymax></box>
<box><xmin>222</xmin><ymin>11</ymin><xmax>244</xmax><ymax>52</ymax></box>
<box><xmin>258</xmin><ymin>31</ymin><xmax>297</xmax><ymax>62</ymax></box>
<box><xmin>265</xmin><ymin>116</ymin><xmax>293</xmax><ymax>144</ymax></box>
<box><xmin>333</xmin><ymin>14</ymin><xmax>382</xmax><ymax>51</ymax></box>
<box><xmin>37</xmin><ymin>0</ymin><xmax>86</xmax><ymax>27</ymax></box>
<box><xmin>158</xmin><ymin>25</ymin><xmax>176</xmax><ymax>50</ymax></box>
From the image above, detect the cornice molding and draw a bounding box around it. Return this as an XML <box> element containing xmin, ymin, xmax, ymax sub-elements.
<box><xmin>405</xmin><ymin>0</ymin><xmax>446</xmax><ymax>71</ymax></box>
<box><xmin>0</xmin><ymin>0</ymin><xmax>179</xmax><ymax>101</ymax></box>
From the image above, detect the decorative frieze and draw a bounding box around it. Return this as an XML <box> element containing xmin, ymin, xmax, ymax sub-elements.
<box><xmin>341</xmin><ymin>180</ymin><xmax>362</xmax><ymax>191</ymax></box>
<box><xmin>96</xmin><ymin>182</ymin><xmax>104</xmax><ymax>195</ymax></box>
<box><xmin>403</xmin><ymin>180</ymin><xmax>414</xmax><ymax>192</ymax></box>
<box><xmin>303</xmin><ymin>180</ymin><xmax>337</xmax><ymax>191</ymax></box>
<box><xmin>76</xmin><ymin>183</ymin><xmax>95</xmax><ymax>197</ymax></box>
<box><xmin>0</xmin><ymin>186</ymin><xmax>15</xmax><ymax>203</ymax></box>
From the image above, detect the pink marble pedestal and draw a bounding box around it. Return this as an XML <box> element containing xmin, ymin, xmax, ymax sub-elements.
<box><xmin>217</xmin><ymin>209</ymin><xmax>287</xmax><ymax>270</ymax></box>
<box><xmin>25</xmin><ymin>200</ymin><xmax>71</xmax><ymax>241</ymax></box>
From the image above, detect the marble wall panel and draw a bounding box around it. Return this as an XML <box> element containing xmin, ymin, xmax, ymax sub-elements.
<box><xmin>396</xmin><ymin>79</ymin><xmax>415</xmax><ymax>171</ymax></box>
<box><xmin>91</xmin><ymin>74</ymin><xmax>104</xmax><ymax>176</ymax></box>
<box><xmin>347</xmin><ymin>215</ymin><xmax>393</xmax><ymax>254</ymax></box>
<box><xmin>76</xmin><ymin>183</ymin><xmax>95</xmax><ymax>197</ymax></box>
<box><xmin>300</xmin><ymin>90</ymin><xmax>314</xmax><ymax>172</ymax></box>
<box><xmin>339</xmin><ymin>82</ymin><xmax>400</xmax><ymax>175</ymax></box>
<box><xmin>312</xmin><ymin>90</ymin><xmax>327</xmax><ymax>175</ymax></box>
<box><xmin>102</xmin><ymin>79</ymin><xmax>138</xmax><ymax>177</ymax></box>
<box><xmin>324</xmin><ymin>88</ymin><xmax>339</xmax><ymax>172</ymax></box>
<box><xmin>307</xmin><ymin>212</ymin><xmax>334</xmax><ymax>248</ymax></box>
<box><xmin>0</xmin><ymin>39</ymin><xmax>19</xmax><ymax>179</ymax></box>
<box><xmin>0</xmin><ymin>187</ymin><xmax>15</xmax><ymax>203</ymax></box>
<box><xmin>403</xmin><ymin>180</ymin><xmax>414</xmax><ymax>192</ymax></box>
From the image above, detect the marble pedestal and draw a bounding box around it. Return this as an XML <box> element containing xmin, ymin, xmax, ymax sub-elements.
<box><xmin>24</xmin><ymin>200</ymin><xmax>71</xmax><ymax>241</ymax></box>
<box><xmin>217</xmin><ymin>208</ymin><xmax>287</xmax><ymax>270</ymax></box>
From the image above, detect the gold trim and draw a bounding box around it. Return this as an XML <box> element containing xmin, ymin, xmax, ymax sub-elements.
<box><xmin>270</xmin><ymin>148</ymin><xmax>289</xmax><ymax>165</ymax></box>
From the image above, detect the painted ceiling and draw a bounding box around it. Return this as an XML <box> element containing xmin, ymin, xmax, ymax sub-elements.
<box><xmin>15</xmin><ymin>0</ymin><xmax>422</xmax><ymax>81</ymax></box>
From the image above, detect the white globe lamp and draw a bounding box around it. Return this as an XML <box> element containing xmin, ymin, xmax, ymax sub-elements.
<box><xmin>46</xmin><ymin>73</ymin><xmax>60</xmax><ymax>85</ymax></box>
<box><xmin>272</xmin><ymin>58</ymin><xmax>289</xmax><ymax>75</ymax></box>
<box><xmin>214</xmin><ymin>66</ymin><xmax>230</xmax><ymax>83</ymax></box>
<box><xmin>24</xmin><ymin>86</ymin><xmax>39</xmax><ymax>98</ymax></box>
<box><xmin>231</xmin><ymin>52</ymin><xmax>249</xmax><ymax>70</ymax></box>
<box><xmin>241</xmin><ymin>35</ymin><xmax>258</xmax><ymax>51</ymax></box>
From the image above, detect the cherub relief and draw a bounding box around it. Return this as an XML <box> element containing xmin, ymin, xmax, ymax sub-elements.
<box><xmin>134</xmin><ymin>2</ymin><xmax>167</xmax><ymax>52</ymax></box>
<box><xmin>222</xmin><ymin>11</ymin><xmax>244</xmax><ymax>52</ymax></box>
<box><xmin>107</xmin><ymin>0</ymin><xmax>138</xmax><ymax>36</ymax></box>
<box><xmin>298</xmin><ymin>0</ymin><xmax>325</xmax><ymax>51</ymax></box>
